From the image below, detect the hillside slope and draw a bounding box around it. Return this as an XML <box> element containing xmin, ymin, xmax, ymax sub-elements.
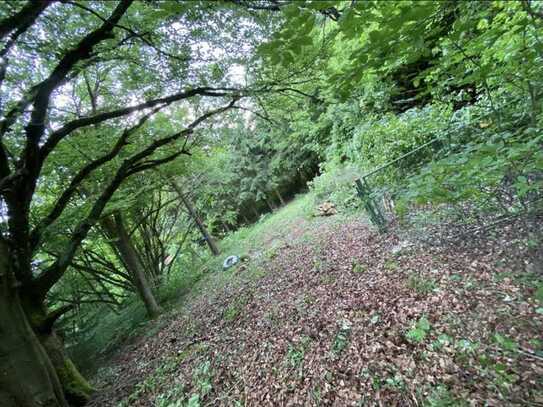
<box><xmin>90</xmin><ymin>197</ymin><xmax>543</xmax><ymax>406</ymax></box>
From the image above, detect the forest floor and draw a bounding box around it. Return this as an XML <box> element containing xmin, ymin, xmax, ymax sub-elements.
<box><xmin>89</xmin><ymin>197</ymin><xmax>543</xmax><ymax>406</ymax></box>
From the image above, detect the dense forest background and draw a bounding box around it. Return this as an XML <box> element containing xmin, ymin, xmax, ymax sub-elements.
<box><xmin>0</xmin><ymin>1</ymin><xmax>541</xmax><ymax>406</ymax></box>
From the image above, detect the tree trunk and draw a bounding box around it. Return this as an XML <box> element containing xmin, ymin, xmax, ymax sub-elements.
<box><xmin>264</xmin><ymin>197</ymin><xmax>276</xmax><ymax>212</ymax></box>
<box><xmin>35</xmin><ymin>316</ymin><xmax>94</xmax><ymax>406</ymax></box>
<box><xmin>101</xmin><ymin>214</ymin><xmax>162</xmax><ymax>318</ymax></box>
<box><xmin>252</xmin><ymin>206</ymin><xmax>260</xmax><ymax>219</ymax></box>
<box><xmin>0</xmin><ymin>240</ymin><xmax>68</xmax><ymax>407</ymax></box>
<box><xmin>222</xmin><ymin>222</ymin><xmax>231</xmax><ymax>233</ymax></box>
<box><xmin>170</xmin><ymin>183</ymin><xmax>220</xmax><ymax>256</ymax></box>
<box><xmin>241</xmin><ymin>213</ymin><xmax>249</xmax><ymax>224</ymax></box>
<box><xmin>274</xmin><ymin>189</ymin><xmax>285</xmax><ymax>206</ymax></box>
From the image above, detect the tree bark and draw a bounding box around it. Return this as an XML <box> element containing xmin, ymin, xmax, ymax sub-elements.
<box><xmin>241</xmin><ymin>213</ymin><xmax>250</xmax><ymax>224</ymax></box>
<box><xmin>274</xmin><ymin>189</ymin><xmax>285</xmax><ymax>206</ymax></box>
<box><xmin>0</xmin><ymin>240</ymin><xmax>68</xmax><ymax>407</ymax></box>
<box><xmin>170</xmin><ymin>183</ymin><xmax>220</xmax><ymax>256</ymax></box>
<box><xmin>101</xmin><ymin>213</ymin><xmax>162</xmax><ymax>318</ymax></box>
<box><xmin>265</xmin><ymin>197</ymin><xmax>276</xmax><ymax>212</ymax></box>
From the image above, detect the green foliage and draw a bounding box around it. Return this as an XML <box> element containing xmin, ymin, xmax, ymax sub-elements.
<box><xmin>223</xmin><ymin>294</ymin><xmax>250</xmax><ymax>322</ymax></box>
<box><xmin>534</xmin><ymin>285</ymin><xmax>543</xmax><ymax>303</ymax></box>
<box><xmin>352</xmin><ymin>263</ymin><xmax>366</xmax><ymax>274</ymax></box>
<box><xmin>406</xmin><ymin>316</ymin><xmax>431</xmax><ymax>344</ymax></box>
<box><xmin>286</xmin><ymin>337</ymin><xmax>311</xmax><ymax>368</ymax></box>
<box><xmin>192</xmin><ymin>360</ymin><xmax>213</xmax><ymax>397</ymax></box>
<box><xmin>309</xmin><ymin>165</ymin><xmax>361</xmax><ymax>212</ymax></box>
<box><xmin>67</xmin><ymin>264</ymin><xmax>205</xmax><ymax>373</ymax></box>
<box><xmin>424</xmin><ymin>385</ymin><xmax>466</xmax><ymax>406</ymax></box>
<box><xmin>332</xmin><ymin>320</ymin><xmax>352</xmax><ymax>354</ymax></box>
<box><xmin>494</xmin><ymin>334</ymin><xmax>518</xmax><ymax>352</ymax></box>
<box><xmin>430</xmin><ymin>334</ymin><xmax>454</xmax><ymax>352</ymax></box>
<box><xmin>255</xmin><ymin>0</ymin><xmax>543</xmax><ymax>233</ymax></box>
<box><xmin>5</xmin><ymin>0</ymin><xmax>542</xmax><ymax>399</ymax></box>
<box><xmin>408</xmin><ymin>275</ymin><xmax>438</xmax><ymax>295</ymax></box>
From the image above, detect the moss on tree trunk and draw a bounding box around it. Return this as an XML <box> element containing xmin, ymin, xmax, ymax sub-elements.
<box><xmin>0</xmin><ymin>241</ymin><xmax>69</xmax><ymax>407</ymax></box>
<box><xmin>22</xmin><ymin>295</ymin><xmax>95</xmax><ymax>406</ymax></box>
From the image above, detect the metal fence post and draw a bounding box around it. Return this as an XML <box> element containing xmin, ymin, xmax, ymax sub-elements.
<box><xmin>355</xmin><ymin>178</ymin><xmax>387</xmax><ymax>232</ymax></box>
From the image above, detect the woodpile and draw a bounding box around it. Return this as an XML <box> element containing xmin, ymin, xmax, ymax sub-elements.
<box><xmin>317</xmin><ymin>201</ymin><xmax>337</xmax><ymax>216</ymax></box>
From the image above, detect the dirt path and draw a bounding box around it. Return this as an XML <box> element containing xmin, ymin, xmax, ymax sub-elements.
<box><xmin>90</xmin><ymin>217</ymin><xmax>543</xmax><ymax>406</ymax></box>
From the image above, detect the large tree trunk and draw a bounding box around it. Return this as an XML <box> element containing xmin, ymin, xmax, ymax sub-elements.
<box><xmin>170</xmin><ymin>183</ymin><xmax>220</xmax><ymax>256</ymax></box>
<box><xmin>101</xmin><ymin>213</ymin><xmax>162</xmax><ymax>318</ymax></box>
<box><xmin>0</xmin><ymin>240</ymin><xmax>68</xmax><ymax>407</ymax></box>
<box><xmin>21</xmin><ymin>296</ymin><xmax>94</xmax><ymax>406</ymax></box>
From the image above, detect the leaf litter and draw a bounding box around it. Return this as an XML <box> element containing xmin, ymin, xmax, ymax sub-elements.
<box><xmin>89</xmin><ymin>215</ymin><xmax>543</xmax><ymax>406</ymax></box>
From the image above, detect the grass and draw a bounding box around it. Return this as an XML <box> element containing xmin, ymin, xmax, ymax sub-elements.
<box><xmin>218</xmin><ymin>193</ymin><xmax>314</xmax><ymax>255</ymax></box>
<box><xmin>352</xmin><ymin>262</ymin><xmax>366</xmax><ymax>273</ymax></box>
<box><xmin>331</xmin><ymin>319</ymin><xmax>353</xmax><ymax>356</ymax></box>
<box><xmin>119</xmin><ymin>346</ymin><xmax>198</xmax><ymax>407</ymax></box>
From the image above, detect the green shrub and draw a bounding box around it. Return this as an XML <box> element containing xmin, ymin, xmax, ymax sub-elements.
<box><xmin>308</xmin><ymin>165</ymin><xmax>363</xmax><ymax>212</ymax></box>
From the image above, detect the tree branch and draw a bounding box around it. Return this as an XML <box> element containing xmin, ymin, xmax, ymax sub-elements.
<box><xmin>29</xmin><ymin>107</ymin><xmax>161</xmax><ymax>251</ymax></box>
<box><xmin>37</xmin><ymin>304</ymin><xmax>74</xmax><ymax>333</ymax></box>
<box><xmin>31</xmin><ymin>99</ymin><xmax>239</xmax><ymax>298</ymax></box>
<box><xmin>39</xmin><ymin>86</ymin><xmax>240</xmax><ymax>162</ymax></box>
<box><xmin>229</xmin><ymin>0</ymin><xmax>286</xmax><ymax>12</ymax></box>
<box><xmin>22</xmin><ymin>0</ymin><xmax>134</xmax><ymax>168</ymax></box>
<box><xmin>0</xmin><ymin>0</ymin><xmax>51</xmax><ymax>41</ymax></box>
<box><xmin>65</xmin><ymin>0</ymin><xmax>189</xmax><ymax>63</ymax></box>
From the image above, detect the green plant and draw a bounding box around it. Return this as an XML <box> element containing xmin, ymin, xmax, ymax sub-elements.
<box><xmin>384</xmin><ymin>375</ymin><xmax>405</xmax><ymax>390</ymax></box>
<box><xmin>310</xmin><ymin>386</ymin><xmax>322</xmax><ymax>404</ymax></box>
<box><xmin>494</xmin><ymin>334</ymin><xmax>518</xmax><ymax>352</ymax></box>
<box><xmin>332</xmin><ymin>320</ymin><xmax>352</xmax><ymax>354</ymax></box>
<box><xmin>423</xmin><ymin>385</ymin><xmax>466</xmax><ymax>406</ymax></box>
<box><xmin>535</xmin><ymin>284</ymin><xmax>543</xmax><ymax>303</ymax></box>
<box><xmin>455</xmin><ymin>339</ymin><xmax>480</xmax><ymax>354</ymax></box>
<box><xmin>406</xmin><ymin>316</ymin><xmax>431</xmax><ymax>344</ymax></box>
<box><xmin>286</xmin><ymin>336</ymin><xmax>311</xmax><ymax>368</ymax></box>
<box><xmin>286</xmin><ymin>345</ymin><xmax>305</xmax><ymax>368</ymax></box>
<box><xmin>189</xmin><ymin>359</ymin><xmax>213</xmax><ymax>403</ymax></box>
<box><xmin>384</xmin><ymin>259</ymin><xmax>398</xmax><ymax>271</ymax></box>
<box><xmin>430</xmin><ymin>334</ymin><xmax>453</xmax><ymax>351</ymax></box>
<box><xmin>408</xmin><ymin>274</ymin><xmax>437</xmax><ymax>295</ymax></box>
<box><xmin>186</xmin><ymin>394</ymin><xmax>200</xmax><ymax>407</ymax></box>
<box><xmin>154</xmin><ymin>384</ymin><xmax>185</xmax><ymax>407</ymax></box>
<box><xmin>223</xmin><ymin>294</ymin><xmax>251</xmax><ymax>322</ymax></box>
<box><xmin>352</xmin><ymin>263</ymin><xmax>366</xmax><ymax>274</ymax></box>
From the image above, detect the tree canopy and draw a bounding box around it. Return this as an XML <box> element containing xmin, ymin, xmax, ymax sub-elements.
<box><xmin>0</xmin><ymin>1</ymin><xmax>541</xmax><ymax>406</ymax></box>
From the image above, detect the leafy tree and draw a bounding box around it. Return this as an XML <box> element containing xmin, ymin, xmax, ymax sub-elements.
<box><xmin>0</xmin><ymin>1</ymin><xmax>263</xmax><ymax>405</ymax></box>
